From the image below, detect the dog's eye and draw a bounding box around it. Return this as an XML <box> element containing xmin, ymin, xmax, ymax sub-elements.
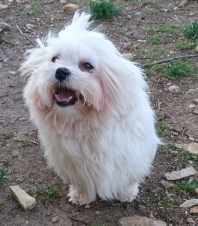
<box><xmin>52</xmin><ymin>56</ymin><xmax>59</xmax><ymax>63</ymax></box>
<box><xmin>82</xmin><ymin>63</ymin><xmax>94</xmax><ymax>70</ymax></box>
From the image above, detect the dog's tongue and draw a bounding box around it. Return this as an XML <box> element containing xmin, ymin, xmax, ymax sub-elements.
<box><xmin>55</xmin><ymin>89</ymin><xmax>75</xmax><ymax>102</ymax></box>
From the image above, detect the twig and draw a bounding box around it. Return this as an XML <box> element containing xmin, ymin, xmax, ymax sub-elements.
<box><xmin>0</xmin><ymin>90</ymin><xmax>22</xmax><ymax>98</ymax></box>
<box><xmin>141</xmin><ymin>54</ymin><xmax>198</xmax><ymax>67</ymax></box>
<box><xmin>1</xmin><ymin>44</ymin><xmax>9</xmax><ymax>56</ymax></box>
<box><xmin>16</xmin><ymin>24</ymin><xmax>36</xmax><ymax>47</ymax></box>
<box><xmin>67</xmin><ymin>215</ymin><xmax>91</xmax><ymax>225</ymax></box>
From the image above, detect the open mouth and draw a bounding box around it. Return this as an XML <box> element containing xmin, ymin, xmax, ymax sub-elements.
<box><xmin>55</xmin><ymin>87</ymin><xmax>77</xmax><ymax>107</ymax></box>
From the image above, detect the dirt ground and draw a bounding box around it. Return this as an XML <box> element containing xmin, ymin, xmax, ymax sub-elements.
<box><xmin>0</xmin><ymin>0</ymin><xmax>198</xmax><ymax>225</ymax></box>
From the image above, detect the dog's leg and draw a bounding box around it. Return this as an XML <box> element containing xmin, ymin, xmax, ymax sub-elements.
<box><xmin>118</xmin><ymin>183</ymin><xmax>139</xmax><ymax>202</ymax></box>
<box><xmin>68</xmin><ymin>185</ymin><xmax>93</xmax><ymax>205</ymax></box>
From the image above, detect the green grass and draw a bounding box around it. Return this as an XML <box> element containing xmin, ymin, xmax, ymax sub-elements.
<box><xmin>90</xmin><ymin>0</ymin><xmax>122</xmax><ymax>20</ymax></box>
<box><xmin>156</xmin><ymin>121</ymin><xmax>171</xmax><ymax>136</ymax></box>
<box><xmin>0</xmin><ymin>167</ymin><xmax>7</xmax><ymax>186</ymax></box>
<box><xmin>15</xmin><ymin>8</ymin><xmax>22</xmax><ymax>16</ymax></box>
<box><xmin>168</xmin><ymin>144</ymin><xmax>198</xmax><ymax>165</ymax></box>
<box><xmin>147</xmin><ymin>26</ymin><xmax>155</xmax><ymax>35</ymax></box>
<box><xmin>176</xmin><ymin>40</ymin><xmax>198</xmax><ymax>50</ymax></box>
<box><xmin>27</xmin><ymin>1</ymin><xmax>42</xmax><ymax>15</ymax></box>
<box><xmin>163</xmin><ymin>61</ymin><xmax>194</xmax><ymax>79</ymax></box>
<box><xmin>183</xmin><ymin>21</ymin><xmax>198</xmax><ymax>39</ymax></box>
<box><xmin>148</xmin><ymin>34</ymin><xmax>163</xmax><ymax>45</ymax></box>
<box><xmin>149</xmin><ymin>189</ymin><xmax>160</xmax><ymax>203</ymax></box>
<box><xmin>175</xmin><ymin>179</ymin><xmax>198</xmax><ymax>193</ymax></box>
<box><xmin>39</xmin><ymin>188</ymin><xmax>58</xmax><ymax>201</ymax></box>
<box><xmin>159</xmin><ymin>23</ymin><xmax>181</xmax><ymax>34</ymax></box>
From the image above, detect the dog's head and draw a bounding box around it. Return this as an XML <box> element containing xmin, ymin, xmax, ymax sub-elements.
<box><xmin>21</xmin><ymin>11</ymin><xmax>145</xmax><ymax>122</ymax></box>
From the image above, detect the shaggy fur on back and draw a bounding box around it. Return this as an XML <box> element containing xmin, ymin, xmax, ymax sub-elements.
<box><xmin>21</xmin><ymin>12</ymin><xmax>160</xmax><ymax>205</ymax></box>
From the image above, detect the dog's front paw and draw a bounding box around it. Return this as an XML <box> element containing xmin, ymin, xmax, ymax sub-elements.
<box><xmin>119</xmin><ymin>183</ymin><xmax>139</xmax><ymax>202</ymax></box>
<box><xmin>68</xmin><ymin>185</ymin><xmax>92</xmax><ymax>205</ymax></box>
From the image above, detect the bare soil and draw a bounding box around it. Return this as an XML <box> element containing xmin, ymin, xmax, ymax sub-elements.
<box><xmin>0</xmin><ymin>0</ymin><xmax>198</xmax><ymax>225</ymax></box>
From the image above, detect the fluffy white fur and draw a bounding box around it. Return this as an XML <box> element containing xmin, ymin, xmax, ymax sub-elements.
<box><xmin>21</xmin><ymin>12</ymin><xmax>160</xmax><ymax>205</ymax></box>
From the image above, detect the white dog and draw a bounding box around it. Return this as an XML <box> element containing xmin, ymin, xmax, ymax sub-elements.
<box><xmin>21</xmin><ymin>12</ymin><xmax>160</xmax><ymax>205</ymax></box>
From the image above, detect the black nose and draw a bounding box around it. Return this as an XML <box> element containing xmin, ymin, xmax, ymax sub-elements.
<box><xmin>55</xmin><ymin>67</ymin><xmax>71</xmax><ymax>81</ymax></box>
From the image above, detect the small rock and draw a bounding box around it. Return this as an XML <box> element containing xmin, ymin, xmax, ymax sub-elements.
<box><xmin>176</xmin><ymin>143</ymin><xmax>198</xmax><ymax>155</ymax></box>
<box><xmin>26</xmin><ymin>23</ymin><xmax>35</xmax><ymax>30</ymax></box>
<box><xmin>189</xmin><ymin>206</ymin><xmax>198</xmax><ymax>214</ymax></box>
<box><xmin>119</xmin><ymin>216</ymin><xmax>166</xmax><ymax>226</ymax></box>
<box><xmin>122</xmin><ymin>53</ymin><xmax>133</xmax><ymax>60</ymax></box>
<box><xmin>160</xmin><ymin>180</ymin><xmax>175</xmax><ymax>188</ymax></box>
<box><xmin>0</xmin><ymin>22</ymin><xmax>11</xmax><ymax>31</ymax></box>
<box><xmin>179</xmin><ymin>0</ymin><xmax>188</xmax><ymax>7</ymax></box>
<box><xmin>10</xmin><ymin>185</ymin><xmax>36</xmax><ymax>211</ymax></box>
<box><xmin>137</xmin><ymin>204</ymin><xmax>147</xmax><ymax>214</ymax></box>
<box><xmin>24</xmin><ymin>4</ymin><xmax>33</xmax><ymax>9</ymax></box>
<box><xmin>164</xmin><ymin>166</ymin><xmax>197</xmax><ymax>181</ymax></box>
<box><xmin>173</xmin><ymin>127</ymin><xmax>183</xmax><ymax>133</ymax></box>
<box><xmin>52</xmin><ymin>216</ymin><xmax>59</xmax><ymax>223</ymax></box>
<box><xmin>196</xmin><ymin>45</ymin><xmax>198</xmax><ymax>53</ymax></box>
<box><xmin>180</xmin><ymin>199</ymin><xmax>198</xmax><ymax>208</ymax></box>
<box><xmin>186</xmin><ymin>217</ymin><xmax>196</xmax><ymax>226</ymax></box>
<box><xmin>95</xmin><ymin>211</ymin><xmax>100</xmax><ymax>215</ymax></box>
<box><xmin>189</xmin><ymin>104</ymin><xmax>196</xmax><ymax>108</ymax></box>
<box><xmin>63</xmin><ymin>3</ymin><xmax>79</xmax><ymax>14</ymax></box>
<box><xmin>167</xmin><ymin>85</ymin><xmax>179</xmax><ymax>92</ymax></box>
<box><xmin>193</xmin><ymin>109</ymin><xmax>198</xmax><ymax>115</ymax></box>
<box><xmin>193</xmin><ymin>99</ymin><xmax>198</xmax><ymax>104</ymax></box>
<box><xmin>172</xmin><ymin>132</ymin><xmax>178</xmax><ymax>136</ymax></box>
<box><xmin>160</xmin><ymin>180</ymin><xmax>169</xmax><ymax>187</ymax></box>
<box><xmin>195</xmin><ymin>188</ymin><xmax>198</xmax><ymax>196</ymax></box>
<box><xmin>167</xmin><ymin>183</ymin><xmax>175</xmax><ymax>188</ymax></box>
<box><xmin>85</xmin><ymin>204</ymin><xmax>90</xmax><ymax>208</ymax></box>
<box><xmin>189</xmin><ymin>137</ymin><xmax>195</xmax><ymax>141</ymax></box>
<box><xmin>0</xmin><ymin>4</ymin><xmax>9</xmax><ymax>9</ymax></box>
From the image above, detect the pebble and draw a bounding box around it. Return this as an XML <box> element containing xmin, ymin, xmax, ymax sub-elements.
<box><xmin>193</xmin><ymin>99</ymin><xmax>198</xmax><ymax>104</ymax></box>
<box><xmin>195</xmin><ymin>188</ymin><xmax>198</xmax><ymax>196</ymax></box>
<box><xmin>186</xmin><ymin>217</ymin><xmax>196</xmax><ymax>226</ymax></box>
<box><xmin>180</xmin><ymin>199</ymin><xmax>198</xmax><ymax>208</ymax></box>
<box><xmin>9</xmin><ymin>185</ymin><xmax>36</xmax><ymax>211</ymax></box>
<box><xmin>167</xmin><ymin>85</ymin><xmax>179</xmax><ymax>92</ymax></box>
<box><xmin>173</xmin><ymin>127</ymin><xmax>183</xmax><ymax>133</ymax></box>
<box><xmin>52</xmin><ymin>216</ymin><xmax>59</xmax><ymax>223</ymax></box>
<box><xmin>0</xmin><ymin>4</ymin><xmax>9</xmax><ymax>9</ymax></box>
<box><xmin>164</xmin><ymin>167</ymin><xmax>197</xmax><ymax>181</ymax></box>
<box><xmin>122</xmin><ymin>53</ymin><xmax>133</xmax><ymax>60</ymax></box>
<box><xmin>0</xmin><ymin>22</ymin><xmax>11</xmax><ymax>31</ymax></box>
<box><xmin>189</xmin><ymin>206</ymin><xmax>198</xmax><ymax>214</ymax></box>
<box><xmin>193</xmin><ymin>109</ymin><xmax>198</xmax><ymax>115</ymax></box>
<box><xmin>95</xmin><ymin>211</ymin><xmax>100</xmax><ymax>215</ymax></box>
<box><xmin>119</xmin><ymin>216</ymin><xmax>166</xmax><ymax>226</ymax></box>
<box><xmin>176</xmin><ymin>143</ymin><xmax>198</xmax><ymax>155</ymax></box>
<box><xmin>63</xmin><ymin>3</ymin><xmax>79</xmax><ymax>14</ymax></box>
<box><xmin>189</xmin><ymin>104</ymin><xmax>196</xmax><ymax>108</ymax></box>
<box><xmin>172</xmin><ymin>132</ymin><xmax>178</xmax><ymax>136</ymax></box>
<box><xmin>85</xmin><ymin>204</ymin><xmax>90</xmax><ymax>208</ymax></box>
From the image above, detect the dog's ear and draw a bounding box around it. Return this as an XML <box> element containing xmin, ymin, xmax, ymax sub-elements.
<box><xmin>20</xmin><ymin>39</ymin><xmax>47</xmax><ymax>77</ymax></box>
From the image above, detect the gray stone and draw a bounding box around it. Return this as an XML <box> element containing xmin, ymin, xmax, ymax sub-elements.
<box><xmin>119</xmin><ymin>216</ymin><xmax>166</xmax><ymax>226</ymax></box>
<box><xmin>180</xmin><ymin>199</ymin><xmax>198</xmax><ymax>208</ymax></box>
<box><xmin>186</xmin><ymin>217</ymin><xmax>196</xmax><ymax>226</ymax></box>
<box><xmin>176</xmin><ymin>143</ymin><xmax>198</xmax><ymax>155</ymax></box>
<box><xmin>164</xmin><ymin>167</ymin><xmax>197</xmax><ymax>181</ymax></box>
<box><xmin>193</xmin><ymin>99</ymin><xmax>198</xmax><ymax>104</ymax></box>
<box><xmin>167</xmin><ymin>85</ymin><xmax>179</xmax><ymax>92</ymax></box>
<box><xmin>10</xmin><ymin>185</ymin><xmax>36</xmax><ymax>211</ymax></box>
<box><xmin>193</xmin><ymin>109</ymin><xmax>198</xmax><ymax>115</ymax></box>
